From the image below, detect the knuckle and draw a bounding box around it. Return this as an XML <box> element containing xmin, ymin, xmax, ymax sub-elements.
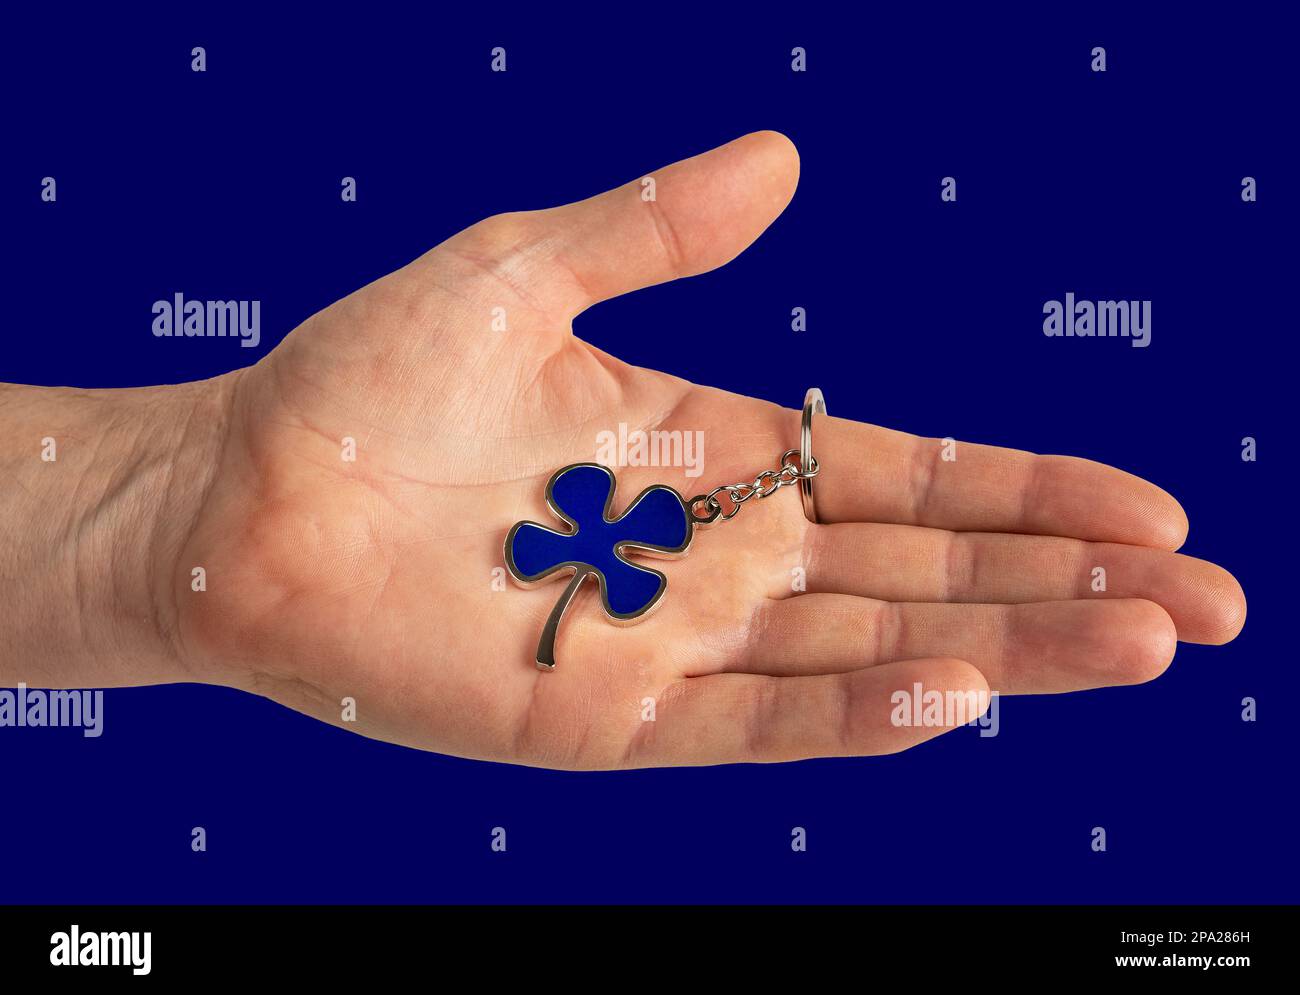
<box><xmin>463</xmin><ymin>210</ymin><xmax>541</xmax><ymax>254</ymax></box>
<box><xmin>741</xmin><ymin>679</ymin><xmax>784</xmax><ymax>759</ymax></box>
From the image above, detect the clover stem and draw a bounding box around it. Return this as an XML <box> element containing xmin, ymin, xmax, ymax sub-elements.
<box><xmin>536</xmin><ymin>567</ymin><xmax>591</xmax><ymax>671</ymax></box>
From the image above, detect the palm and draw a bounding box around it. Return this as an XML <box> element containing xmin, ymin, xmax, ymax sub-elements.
<box><xmin>179</xmin><ymin>133</ymin><xmax>1244</xmax><ymax>768</ymax></box>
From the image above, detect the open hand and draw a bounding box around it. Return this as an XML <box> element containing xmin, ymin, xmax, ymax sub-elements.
<box><xmin>6</xmin><ymin>132</ymin><xmax>1243</xmax><ymax>769</ymax></box>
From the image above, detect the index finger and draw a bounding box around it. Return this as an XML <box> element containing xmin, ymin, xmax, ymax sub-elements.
<box><xmin>814</xmin><ymin>415</ymin><xmax>1189</xmax><ymax>549</ymax></box>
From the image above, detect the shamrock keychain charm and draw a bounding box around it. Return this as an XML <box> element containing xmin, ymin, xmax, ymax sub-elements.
<box><xmin>505</xmin><ymin>389</ymin><xmax>826</xmax><ymax>670</ymax></box>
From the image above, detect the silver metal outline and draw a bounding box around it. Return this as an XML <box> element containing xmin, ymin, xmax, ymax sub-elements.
<box><xmin>800</xmin><ymin>387</ymin><xmax>826</xmax><ymax>525</ymax></box>
<box><xmin>503</xmin><ymin>461</ymin><xmax>694</xmax><ymax>623</ymax></box>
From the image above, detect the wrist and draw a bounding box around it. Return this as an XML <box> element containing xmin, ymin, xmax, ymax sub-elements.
<box><xmin>0</xmin><ymin>375</ymin><xmax>240</xmax><ymax>688</ymax></box>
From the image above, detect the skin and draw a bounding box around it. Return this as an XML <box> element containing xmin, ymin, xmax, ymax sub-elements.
<box><xmin>0</xmin><ymin>132</ymin><xmax>1246</xmax><ymax>769</ymax></box>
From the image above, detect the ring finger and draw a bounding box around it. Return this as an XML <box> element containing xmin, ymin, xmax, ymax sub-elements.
<box><xmin>710</xmin><ymin>594</ymin><xmax>1178</xmax><ymax>695</ymax></box>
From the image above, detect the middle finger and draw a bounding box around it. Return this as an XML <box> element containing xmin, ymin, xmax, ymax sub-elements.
<box><xmin>793</xmin><ymin>522</ymin><xmax>1245</xmax><ymax>645</ymax></box>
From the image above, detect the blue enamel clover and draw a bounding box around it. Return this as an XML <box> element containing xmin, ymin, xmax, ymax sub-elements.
<box><xmin>503</xmin><ymin>389</ymin><xmax>826</xmax><ymax>670</ymax></box>
<box><xmin>504</xmin><ymin>463</ymin><xmax>693</xmax><ymax>670</ymax></box>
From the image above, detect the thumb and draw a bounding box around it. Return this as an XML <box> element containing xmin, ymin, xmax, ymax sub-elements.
<box><xmin>434</xmin><ymin>130</ymin><xmax>801</xmax><ymax>320</ymax></box>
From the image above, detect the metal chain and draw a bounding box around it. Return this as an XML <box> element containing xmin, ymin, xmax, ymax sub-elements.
<box><xmin>687</xmin><ymin>449</ymin><xmax>820</xmax><ymax>526</ymax></box>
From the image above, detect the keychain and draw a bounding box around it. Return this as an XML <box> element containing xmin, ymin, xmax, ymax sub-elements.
<box><xmin>505</xmin><ymin>388</ymin><xmax>827</xmax><ymax>670</ymax></box>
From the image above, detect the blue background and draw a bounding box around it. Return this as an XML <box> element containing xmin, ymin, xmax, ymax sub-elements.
<box><xmin>2</xmin><ymin>6</ymin><xmax>1293</xmax><ymax>902</ymax></box>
